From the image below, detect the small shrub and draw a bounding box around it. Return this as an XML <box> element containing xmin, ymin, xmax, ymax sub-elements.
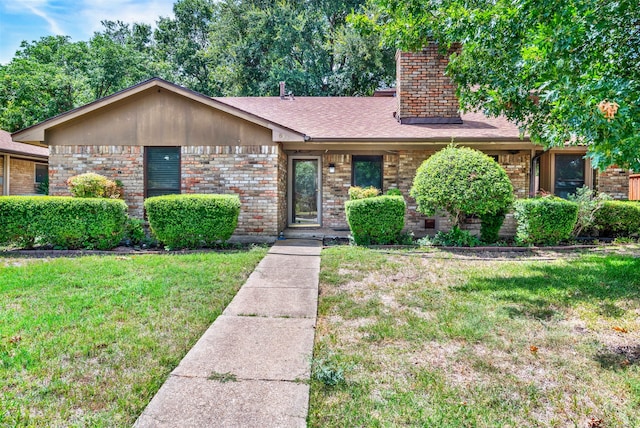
<box><xmin>410</xmin><ymin>146</ymin><xmax>514</xmax><ymax>228</ymax></box>
<box><xmin>36</xmin><ymin>176</ymin><xmax>49</xmax><ymax>195</ymax></box>
<box><xmin>567</xmin><ymin>186</ymin><xmax>611</xmax><ymax>236</ymax></box>
<box><xmin>513</xmin><ymin>197</ymin><xmax>578</xmax><ymax>245</ymax></box>
<box><xmin>479</xmin><ymin>210</ymin><xmax>507</xmax><ymax>244</ymax></box>
<box><xmin>594</xmin><ymin>201</ymin><xmax>640</xmax><ymax>237</ymax></box>
<box><xmin>0</xmin><ymin>196</ymin><xmax>127</xmax><ymax>249</ymax></box>
<box><xmin>433</xmin><ymin>226</ymin><xmax>481</xmax><ymax>247</ymax></box>
<box><xmin>312</xmin><ymin>358</ymin><xmax>347</xmax><ymax>387</ymax></box>
<box><xmin>124</xmin><ymin>217</ymin><xmax>146</xmax><ymax>245</ymax></box>
<box><xmin>385</xmin><ymin>188</ymin><xmax>403</xmax><ymax>196</ymax></box>
<box><xmin>344</xmin><ymin>195</ymin><xmax>406</xmax><ymax>245</ymax></box>
<box><xmin>144</xmin><ymin>194</ymin><xmax>240</xmax><ymax>248</ymax></box>
<box><xmin>348</xmin><ymin>186</ymin><xmax>380</xmax><ymax>200</ymax></box>
<box><xmin>416</xmin><ymin>235</ymin><xmax>435</xmax><ymax>247</ymax></box>
<box><xmin>67</xmin><ymin>172</ymin><xmax>122</xmax><ymax>199</ymax></box>
<box><xmin>613</xmin><ymin>236</ymin><xmax>637</xmax><ymax>244</ymax></box>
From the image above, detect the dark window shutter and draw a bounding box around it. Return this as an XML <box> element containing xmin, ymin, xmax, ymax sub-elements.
<box><xmin>146</xmin><ymin>147</ymin><xmax>181</xmax><ymax>197</ymax></box>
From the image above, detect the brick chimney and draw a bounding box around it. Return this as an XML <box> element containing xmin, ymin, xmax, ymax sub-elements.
<box><xmin>395</xmin><ymin>43</ymin><xmax>462</xmax><ymax>124</ymax></box>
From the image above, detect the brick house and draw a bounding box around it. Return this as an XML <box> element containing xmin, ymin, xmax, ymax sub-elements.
<box><xmin>1</xmin><ymin>129</ymin><xmax>48</xmax><ymax>196</ymax></box>
<box><xmin>11</xmin><ymin>45</ymin><xmax>630</xmax><ymax>239</ymax></box>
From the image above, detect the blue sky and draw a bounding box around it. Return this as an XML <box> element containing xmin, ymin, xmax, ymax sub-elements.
<box><xmin>0</xmin><ymin>0</ymin><xmax>176</xmax><ymax>65</ymax></box>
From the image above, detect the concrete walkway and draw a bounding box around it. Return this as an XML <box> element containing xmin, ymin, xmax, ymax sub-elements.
<box><xmin>135</xmin><ymin>239</ymin><xmax>322</xmax><ymax>428</ymax></box>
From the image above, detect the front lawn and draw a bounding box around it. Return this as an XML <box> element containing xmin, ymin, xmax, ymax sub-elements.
<box><xmin>310</xmin><ymin>246</ymin><xmax>640</xmax><ymax>427</ymax></box>
<box><xmin>0</xmin><ymin>248</ymin><xmax>267</xmax><ymax>427</ymax></box>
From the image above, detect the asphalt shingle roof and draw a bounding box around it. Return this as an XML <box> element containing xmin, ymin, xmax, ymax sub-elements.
<box><xmin>214</xmin><ymin>96</ymin><xmax>526</xmax><ymax>141</ymax></box>
<box><xmin>0</xmin><ymin>129</ymin><xmax>48</xmax><ymax>157</ymax></box>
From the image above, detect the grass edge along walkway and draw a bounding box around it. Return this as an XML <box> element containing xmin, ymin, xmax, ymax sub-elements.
<box><xmin>309</xmin><ymin>246</ymin><xmax>640</xmax><ymax>427</ymax></box>
<box><xmin>1</xmin><ymin>247</ymin><xmax>268</xmax><ymax>427</ymax></box>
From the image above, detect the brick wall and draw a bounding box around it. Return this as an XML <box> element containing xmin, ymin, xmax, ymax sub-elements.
<box><xmin>182</xmin><ymin>145</ymin><xmax>281</xmax><ymax>235</ymax></box>
<box><xmin>396</xmin><ymin>43</ymin><xmax>461</xmax><ymax>123</ymax></box>
<box><xmin>0</xmin><ymin>156</ymin><xmax>3</xmax><ymax>195</ymax></box>
<box><xmin>320</xmin><ymin>149</ymin><xmax>528</xmax><ymax>236</ymax></box>
<box><xmin>596</xmin><ymin>166</ymin><xmax>629</xmax><ymax>200</ymax></box>
<box><xmin>496</xmin><ymin>152</ymin><xmax>530</xmax><ymax>199</ymax></box>
<box><xmin>396</xmin><ymin>150</ymin><xmax>436</xmax><ymax>230</ymax></box>
<box><xmin>50</xmin><ymin>145</ymin><xmax>282</xmax><ymax>236</ymax></box>
<box><xmin>9</xmin><ymin>158</ymin><xmax>38</xmax><ymax>195</ymax></box>
<box><xmin>322</xmin><ymin>154</ymin><xmax>351</xmax><ymax>229</ymax></box>
<box><xmin>49</xmin><ymin>146</ymin><xmax>144</xmax><ymax>217</ymax></box>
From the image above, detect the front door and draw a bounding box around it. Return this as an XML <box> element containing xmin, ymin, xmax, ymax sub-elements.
<box><xmin>289</xmin><ymin>157</ymin><xmax>321</xmax><ymax>226</ymax></box>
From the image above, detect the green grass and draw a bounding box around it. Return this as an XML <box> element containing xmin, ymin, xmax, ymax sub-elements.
<box><xmin>0</xmin><ymin>248</ymin><xmax>267</xmax><ymax>427</ymax></box>
<box><xmin>310</xmin><ymin>246</ymin><xmax>640</xmax><ymax>427</ymax></box>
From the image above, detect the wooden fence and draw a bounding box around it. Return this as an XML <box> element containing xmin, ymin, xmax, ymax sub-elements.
<box><xmin>630</xmin><ymin>174</ymin><xmax>640</xmax><ymax>200</ymax></box>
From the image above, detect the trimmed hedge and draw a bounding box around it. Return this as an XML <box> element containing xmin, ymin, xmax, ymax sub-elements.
<box><xmin>593</xmin><ymin>201</ymin><xmax>640</xmax><ymax>237</ymax></box>
<box><xmin>144</xmin><ymin>194</ymin><xmax>240</xmax><ymax>248</ymax></box>
<box><xmin>345</xmin><ymin>195</ymin><xmax>406</xmax><ymax>245</ymax></box>
<box><xmin>0</xmin><ymin>196</ymin><xmax>127</xmax><ymax>249</ymax></box>
<box><xmin>513</xmin><ymin>197</ymin><xmax>578</xmax><ymax>245</ymax></box>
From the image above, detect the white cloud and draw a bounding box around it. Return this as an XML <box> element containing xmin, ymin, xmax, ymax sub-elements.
<box><xmin>9</xmin><ymin>0</ymin><xmax>66</xmax><ymax>35</ymax></box>
<box><xmin>0</xmin><ymin>0</ymin><xmax>176</xmax><ymax>64</ymax></box>
<box><xmin>79</xmin><ymin>0</ymin><xmax>175</xmax><ymax>36</ymax></box>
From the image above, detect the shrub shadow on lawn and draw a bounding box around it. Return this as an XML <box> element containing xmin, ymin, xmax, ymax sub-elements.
<box><xmin>452</xmin><ymin>254</ymin><xmax>640</xmax><ymax>370</ymax></box>
<box><xmin>595</xmin><ymin>345</ymin><xmax>640</xmax><ymax>369</ymax></box>
<box><xmin>452</xmin><ymin>255</ymin><xmax>640</xmax><ymax>312</ymax></box>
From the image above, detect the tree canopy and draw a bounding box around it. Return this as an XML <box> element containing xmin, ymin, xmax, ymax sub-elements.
<box><xmin>368</xmin><ymin>0</ymin><xmax>640</xmax><ymax>170</ymax></box>
<box><xmin>0</xmin><ymin>0</ymin><xmax>394</xmax><ymax>132</ymax></box>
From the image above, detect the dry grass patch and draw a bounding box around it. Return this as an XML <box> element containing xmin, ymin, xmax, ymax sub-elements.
<box><xmin>310</xmin><ymin>246</ymin><xmax>640</xmax><ymax>427</ymax></box>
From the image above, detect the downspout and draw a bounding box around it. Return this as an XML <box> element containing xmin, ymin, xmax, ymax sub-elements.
<box><xmin>3</xmin><ymin>154</ymin><xmax>9</xmax><ymax>196</ymax></box>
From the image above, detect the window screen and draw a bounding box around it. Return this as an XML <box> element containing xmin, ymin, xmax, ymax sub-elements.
<box><xmin>352</xmin><ymin>155</ymin><xmax>383</xmax><ymax>190</ymax></box>
<box><xmin>555</xmin><ymin>154</ymin><xmax>585</xmax><ymax>199</ymax></box>
<box><xmin>35</xmin><ymin>164</ymin><xmax>48</xmax><ymax>183</ymax></box>
<box><xmin>145</xmin><ymin>147</ymin><xmax>181</xmax><ymax>197</ymax></box>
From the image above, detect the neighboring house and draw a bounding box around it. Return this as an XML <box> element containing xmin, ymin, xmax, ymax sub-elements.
<box><xmin>11</xmin><ymin>45</ymin><xmax>630</xmax><ymax>238</ymax></box>
<box><xmin>0</xmin><ymin>129</ymin><xmax>48</xmax><ymax>196</ymax></box>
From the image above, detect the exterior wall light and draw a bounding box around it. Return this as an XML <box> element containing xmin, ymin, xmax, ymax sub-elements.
<box><xmin>329</xmin><ymin>163</ymin><xmax>335</xmax><ymax>173</ymax></box>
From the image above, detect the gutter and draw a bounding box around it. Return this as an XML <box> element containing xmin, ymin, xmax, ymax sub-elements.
<box><xmin>304</xmin><ymin>136</ymin><xmax>533</xmax><ymax>144</ymax></box>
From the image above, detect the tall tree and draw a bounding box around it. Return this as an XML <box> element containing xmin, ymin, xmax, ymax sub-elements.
<box><xmin>0</xmin><ymin>36</ymin><xmax>89</xmax><ymax>131</ymax></box>
<box><xmin>155</xmin><ymin>0</ymin><xmax>218</xmax><ymax>94</ymax></box>
<box><xmin>369</xmin><ymin>0</ymin><xmax>640</xmax><ymax>170</ymax></box>
<box><xmin>88</xmin><ymin>20</ymin><xmax>163</xmax><ymax>99</ymax></box>
<box><xmin>0</xmin><ymin>23</ymin><xmax>164</xmax><ymax>132</ymax></box>
<box><xmin>156</xmin><ymin>0</ymin><xmax>394</xmax><ymax>96</ymax></box>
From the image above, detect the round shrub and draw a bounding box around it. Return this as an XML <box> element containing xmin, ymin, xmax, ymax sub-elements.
<box><xmin>67</xmin><ymin>172</ymin><xmax>122</xmax><ymax>199</ymax></box>
<box><xmin>345</xmin><ymin>195</ymin><xmax>406</xmax><ymax>245</ymax></box>
<box><xmin>513</xmin><ymin>197</ymin><xmax>578</xmax><ymax>245</ymax></box>
<box><xmin>0</xmin><ymin>196</ymin><xmax>127</xmax><ymax>249</ymax></box>
<box><xmin>144</xmin><ymin>194</ymin><xmax>240</xmax><ymax>248</ymax></box>
<box><xmin>410</xmin><ymin>146</ymin><xmax>514</xmax><ymax>229</ymax></box>
<box><xmin>593</xmin><ymin>201</ymin><xmax>640</xmax><ymax>237</ymax></box>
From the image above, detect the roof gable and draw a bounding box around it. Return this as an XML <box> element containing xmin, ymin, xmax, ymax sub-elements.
<box><xmin>12</xmin><ymin>77</ymin><xmax>527</xmax><ymax>146</ymax></box>
<box><xmin>12</xmin><ymin>78</ymin><xmax>305</xmax><ymax>145</ymax></box>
